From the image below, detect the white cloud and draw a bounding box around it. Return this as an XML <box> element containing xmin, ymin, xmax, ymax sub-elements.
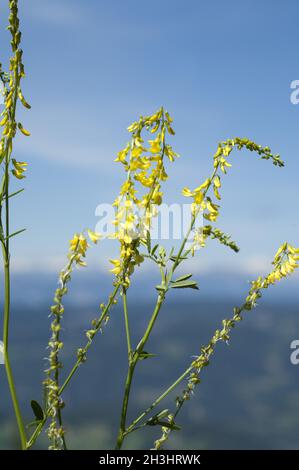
<box><xmin>10</xmin><ymin>254</ymin><xmax>67</xmax><ymax>274</ymax></box>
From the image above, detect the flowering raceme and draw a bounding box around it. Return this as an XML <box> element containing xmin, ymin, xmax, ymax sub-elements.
<box><xmin>109</xmin><ymin>107</ymin><xmax>178</xmax><ymax>288</ymax></box>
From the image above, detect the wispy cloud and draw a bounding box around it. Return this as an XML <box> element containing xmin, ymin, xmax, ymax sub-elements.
<box><xmin>23</xmin><ymin>0</ymin><xmax>87</xmax><ymax>28</ymax></box>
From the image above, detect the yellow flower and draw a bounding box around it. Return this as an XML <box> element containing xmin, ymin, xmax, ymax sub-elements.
<box><xmin>109</xmin><ymin>258</ymin><xmax>122</xmax><ymax>275</ymax></box>
<box><xmin>115</xmin><ymin>144</ymin><xmax>130</xmax><ymax>163</ymax></box>
<box><xmin>87</xmin><ymin>229</ymin><xmax>101</xmax><ymax>244</ymax></box>
<box><xmin>70</xmin><ymin>234</ymin><xmax>88</xmax><ymax>254</ymax></box>
<box><xmin>214</xmin><ymin>175</ymin><xmax>221</xmax><ymax>188</ymax></box>
<box><xmin>18</xmin><ymin>122</ymin><xmax>31</xmax><ymax>136</ymax></box>
<box><xmin>206</xmin><ymin>199</ymin><xmax>218</xmax><ymax>214</ymax></box>
<box><xmin>11</xmin><ymin>159</ymin><xmax>28</xmax><ymax>179</ymax></box>
<box><xmin>182</xmin><ymin>187</ymin><xmax>194</xmax><ymax>197</ymax></box>
<box><xmin>148</xmin><ymin>135</ymin><xmax>161</xmax><ymax>154</ymax></box>
<box><xmin>194</xmin><ymin>178</ymin><xmax>210</xmax><ymax>193</ymax></box>
<box><xmin>18</xmin><ymin>90</ymin><xmax>31</xmax><ymax>109</ymax></box>
<box><xmin>194</xmin><ymin>191</ymin><xmax>204</xmax><ymax>205</ymax></box>
<box><xmin>0</xmin><ymin>114</ymin><xmax>8</xmax><ymax>127</ymax></box>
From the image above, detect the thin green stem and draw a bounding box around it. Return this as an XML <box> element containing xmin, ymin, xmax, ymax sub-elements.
<box><xmin>126</xmin><ymin>366</ymin><xmax>192</xmax><ymax>435</ymax></box>
<box><xmin>115</xmin><ymin>360</ymin><xmax>137</xmax><ymax>449</ymax></box>
<box><xmin>1</xmin><ymin>140</ymin><xmax>27</xmax><ymax>449</ymax></box>
<box><xmin>115</xmin><ymin>292</ymin><xmax>165</xmax><ymax>449</ymax></box>
<box><xmin>122</xmin><ymin>288</ymin><xmax>132</xmax><ymax>360</ymax></box>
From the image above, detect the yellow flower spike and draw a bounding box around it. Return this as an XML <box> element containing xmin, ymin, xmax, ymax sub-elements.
<box><xmin>182</xmin><ymin>187</ymin><xmax>194</xmax><ymax>197</ymax></box>
<box><xmin>87</xmin><ymin>229</ymin><xmax>101</xmax><ymax>244</ymax></box>
<box><xmin>17</xmin><ymin>122</ymin><xmax>31</xmax><ymax>136</ymax></box>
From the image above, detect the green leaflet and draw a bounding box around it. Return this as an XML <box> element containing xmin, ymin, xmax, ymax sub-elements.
<box><xmin>30</xmin><ymin>400</ymin><xmax>44</xmax><ymax>422</ymax></box>
<box><xmin>170</xmin><ymin>279</ymin><xmax>199</xmax><ymax>290</ymax></box>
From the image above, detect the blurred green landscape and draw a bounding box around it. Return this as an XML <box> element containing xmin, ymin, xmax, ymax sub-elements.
<box><xmin>0</xmin><ymin>271</ymin><xmax>298</xmax><ymax>450</ymax></box>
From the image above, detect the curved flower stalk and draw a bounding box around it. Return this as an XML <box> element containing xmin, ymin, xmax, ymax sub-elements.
<box><xmin>0</xmin><ymin>0</ymin><xmax>30</xmax><ymax>450</ymax></box>
<box><xmin>44</xmin><ymin>233</ymin><xmax>89</xmax><ymax>450</ymax></box>
<box><xmin>181</xmin><ymin>137</ymin><xmax>283</xmax><ymax>255</ymax></box>
<box><xmin>151</xmin><ymin>244</ymin><xmax>299</xmax><ymax>449</ymax></box>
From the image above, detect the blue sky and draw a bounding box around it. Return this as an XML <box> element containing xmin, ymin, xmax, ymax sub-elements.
<box><xmin>0</xmin><ymin>0</ymin><xmax>298</xmax><ymax>291</ymax></box>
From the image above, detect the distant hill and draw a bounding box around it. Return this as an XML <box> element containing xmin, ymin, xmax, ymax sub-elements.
<box><xmin>1</xmin><ymin>293</ymin><xmax>299</xmax><ymax>449</ymax></box>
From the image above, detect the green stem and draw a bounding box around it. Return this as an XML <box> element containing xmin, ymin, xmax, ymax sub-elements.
<box><xmin>122</xmin><ymin>288</ymin><xmax>132</xmax><ymax>360</ymax></box>
<box><xmin>115</xmin><ymin>361</ymin><xmax>137</xmax><ymax>449</ymax></box>
<box><xmin>115</xmin><ymin>293</ymin><xmax>165</xmax><ymax>449</ymax></box>
<box><xmin>2</xmin><ymin>142</ymin><xmax>27</xmax><ymax>449</ymax></box>
<box><xmin>126</xmin><ymin>366</ymin><xmax>192</xmax><ymax>435</ymax></box>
